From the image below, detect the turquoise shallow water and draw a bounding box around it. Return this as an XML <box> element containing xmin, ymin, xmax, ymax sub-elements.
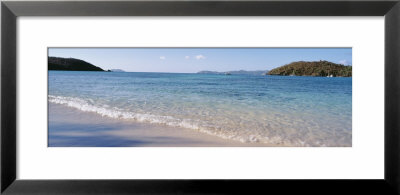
<box><xmin>48</xmin><ymin>71</ymin><xmax>352</xmax><ymax>146</ymax></box>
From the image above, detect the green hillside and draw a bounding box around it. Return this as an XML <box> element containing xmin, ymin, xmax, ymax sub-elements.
<box><xmin>267</xmin><ymin>61</ymin><xmax>352</xmax><ymax>77</ymax></box>
<box><xmin>48</xmin><ymin>57</ymin><xmax>104</xmax><ymax>71</ymax></box>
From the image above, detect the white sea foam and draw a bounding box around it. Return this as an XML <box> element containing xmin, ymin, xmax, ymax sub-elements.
<box><xmin>48</xmin><ymin>95</ymin><xmax>330</xmax><ymax>146</ymax></box>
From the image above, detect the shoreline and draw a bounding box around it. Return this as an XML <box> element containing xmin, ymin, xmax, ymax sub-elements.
<box><xmin>49</xmin><ymin>103</ymin><xmax>275</xmax><ymax>147</ymax></box>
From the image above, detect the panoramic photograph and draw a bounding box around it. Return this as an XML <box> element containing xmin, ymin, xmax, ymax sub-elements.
<box><xmin>48</xmin><ymin>48</ymin><xmax>352</xmax><ymax>147</ymax></box>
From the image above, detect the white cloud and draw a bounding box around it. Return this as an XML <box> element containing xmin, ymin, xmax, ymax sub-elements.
<box><xmin>160</xmin><ymin>56</ymin><xmax>166</xmax><ymax>60</ymax></box>
<box><xmin>185</xmin><ymin>56</ymin><xmax>190</xmax><ymax>59</ymax></box>
<box><xmin>195</xmin><ymin>55</ymin><xmax>205</xmax><ymax>60</ymax></box>
<box><xmin>338</xmin><ymin>59</ymin><xmax>351</xmax><ymax>65</ymax></box>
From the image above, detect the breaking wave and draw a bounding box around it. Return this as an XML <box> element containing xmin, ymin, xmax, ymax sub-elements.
<box><xmin>48</xmin><ymin>95</ymin><xmax>310</xmax><ymax>146</ymax></box>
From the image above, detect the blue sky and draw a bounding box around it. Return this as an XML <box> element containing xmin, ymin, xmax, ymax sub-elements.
<box><xmin>48</xmin><ymin>48</ymin><xmax>352</xmax><ymax>73</ymax></box>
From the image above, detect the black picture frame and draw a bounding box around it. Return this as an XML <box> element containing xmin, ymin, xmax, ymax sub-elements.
<box><xmin>1</xmin><ymin>0</ymin><xmax>399</xmax><ymax>194</ymax></box>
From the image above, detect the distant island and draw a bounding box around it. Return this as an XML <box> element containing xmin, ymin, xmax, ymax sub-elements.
<box><xmin>48</xmin><ymin>57</ymin><xmax>104</xmax><ymax>71</ymax></box>
<box><xmin>109</xmin><ymin>69</ymin><xmax>125</xmax><ymax>72</ymax></box>
<box><xmin>268</xmin><ymin>60</ymin><xmax>352</xmax><ymax>77</ymax></box>
<box><xmin>197</xmin><ymin>70</ymin><xmax>267</xmax><ymax>76</ymax></box>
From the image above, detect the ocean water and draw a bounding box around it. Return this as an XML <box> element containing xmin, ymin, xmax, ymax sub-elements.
<box><xmin>48</xmin><ymin>71</ymin><xmax>352</xmax><ymax>147</ymax></box>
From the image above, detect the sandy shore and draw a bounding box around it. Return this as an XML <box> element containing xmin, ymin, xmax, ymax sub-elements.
<box><xmin>49</xmin><ymin>103</ymin><xmax>272</xmax><ymax>147</ymax></box>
